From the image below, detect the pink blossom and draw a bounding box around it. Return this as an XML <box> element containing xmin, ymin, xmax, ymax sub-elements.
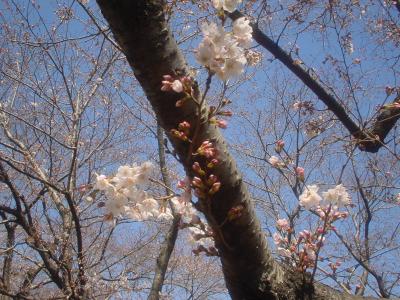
<box><xmin>209</xmin><ymin>182</ymin><xmax>221</xmax><ymax>195</ymax></box>
<box><xmin>276</xmin><ymin>218</ymin><xmax>290</xmax><ymax>230</ymax></box>
<box><xmin>171</xmin><ymin>80</ymin><xmax>183</xmax><ymax>93</ymax></box>
<box><xmin>216</xmin><ymin>119</ymin><xmax>228</xmax><ymax>129</ymax></box>
<box><xmin>299</xmin><ymin>230</ymin><xmax>311</xmax><ymax>239</ymax></box>
<box><xmin>178</xmin><ymin>121</ymin><xmax>191</xmax><ymax>131</ymax></box>
<box><xmin>160</xmin><ymin>75</ymin><xmax>184</xmax><ymax>93</ymax></box>
<box><xmin>273</xmin><ymin>232</ymin><xmax>283</xmax><ymax>245</ymax></box>
<box><xmin>192</xmin><ymin>177</ymin><xmax>203</xmax><ymax>188</ymax></box>
<box><xmin>295</xmin><ymin>167</ymin><xmax>305</xmax><ymax>182</ymax></box>
<box><xmin>197</xmin><ymin>140</ymin><xmax>217</xmax><ymax>158</ymax></box>
<box><xmin>275</xmin><ymin>140</ymin><xmax>285</xmax><ymax>153</ymax></box>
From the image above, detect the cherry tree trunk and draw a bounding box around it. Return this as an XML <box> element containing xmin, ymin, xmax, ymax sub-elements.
<box><xmin>96</xmin><ymin>1</ymin><xmax>392</xmax><ymax>299</ymax></box>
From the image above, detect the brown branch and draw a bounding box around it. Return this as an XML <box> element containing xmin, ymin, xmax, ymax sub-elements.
<box><xmin>353</xmin><ymin>164</ymin><xmax>389</xmax><ymax>298</ymax></box>
<box><xmin>63</xmin><ymin>192</ymin><xmax>86</xmax><ymax>297</ymax></box>
<box><xmin>395</xmin><ymin>1</ymin><xmax>400</xmax><ymax>14</ymax></box>
<box><xmin>0</xmin><ymin>212</ymin><xmax>16</xmax><ymax>293</ymax></box>
<box><xmin>95</xmin><ymin>1</ymin><xmax>396</xmax><ymax>299</ymax></box>
<box><xmin>148</xmin><ymin>123</ymin><xmax>181</xmax><ymax>300</ymax></box>
<box><xmin>228</xmin><ymin>10</ymin><xmax>399</xmax><ymax>153</ymax></box>
<box><xmin>0</xmin><ymin>162</ymin><xmax>66</xmax><ymax>294</ymax></box>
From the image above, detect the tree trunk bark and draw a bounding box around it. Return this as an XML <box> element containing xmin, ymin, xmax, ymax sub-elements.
<box><xmin>95</xmin><ymin>1</ymin><xmax>397</xmax><ymax>299</ymax></box>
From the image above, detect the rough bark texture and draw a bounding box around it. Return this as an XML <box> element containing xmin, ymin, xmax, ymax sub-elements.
<box><xmin>96</xmin><ymin>1</ymin><xmax>396</xmax><ymax>299</ymax></box>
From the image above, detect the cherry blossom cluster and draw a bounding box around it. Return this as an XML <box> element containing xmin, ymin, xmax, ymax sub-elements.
<box><xmin>186</xmin><ymin>222</ymin><xmax>217</xmax><ymax>256</ymax></box>
<box><xmin>196</xmin><ymin>17</ymin><xmax>253</xmax><ymax>80</ymax></box>
<box><xmin>170</xmin><ymin>141</ymin><xmax>221</xmax><ymax>255</ymax></box>
<box><xmin>92</xmin><ymin>162</ymin><xmax>174</xmax><ymax>222</ymax></box>
<box><xmin>273</xmin><ymin>185</ymin><xmax>351</xmax><ymax>271</ymax></box>
<box><xmin>274</xmin><ymin>208</ymin><xmax>347</xmax><ymax>272</ymax></box>
<box><xmin>192</xmin><ymin>143</ymin><xmax>221</xmax><ymax>198</ymax></box>
<box><xmin>91</xmin><ymin>160</ymin><xmax>216</xmax><ymax>254</ymax></box>
<box><xmin>299</xmin><ymin>184</ymin><xmax>351</xmax><ymax>209</ymax></box>
<box><xmin>171</xmin><ymin>121</ymin><xmax>191</xmax><ymax>142</ymax></box>
<box><xmin>212</xmin><ymin>0</ymin><xmax>242</xmax><ymax>13</ymax></box>
<box><xmin>173</xmin><ymin>177</ymin><xmax>218</xmax><ymax>255</ymax></box>
<box><xmin>273</xmin><ymin>225</ymin><xmax>324</xmax><ymax>271</ymax></box>
<box><xmin>292</xmin><ymin>100</ymin><xmax>315</xmax><ymax>114</ymax></box>
<box><xmin>160</xmin><ymin>72</ymin><xmax>237</xmax><ymax>256</ymax></box>
<box><xmin>161</xmin><ymin>75</ymin><xmax>193</xmax><ymax>95</ymax></box>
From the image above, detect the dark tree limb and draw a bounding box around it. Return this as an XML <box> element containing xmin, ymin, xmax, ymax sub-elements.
<box><xmin>95</xmin><ymin>1</ymin><xmax>396</xmax><ymax>299</ymax></box>
<box><xmin>395</xmin><ymin>1</ymin><xmax>400</xmax><ymax>14</ymax></box>
<box><xmin>228</xmin><ymin>10</ymin><xmax>400</xmax><ymax>153</ymax></box>
<box><xmin>0</xmin><ymin>162</ymin><xmax>67</xmax><ymax>295</ymax></box>
<box><xmin>0</xmin><ymin>212</ymin><xmax>16</xmax><ymax>293</ymax></box>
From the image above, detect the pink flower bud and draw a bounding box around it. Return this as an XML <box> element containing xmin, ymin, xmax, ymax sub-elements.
<box><xmin>178</xmin><ymin>121</ymin><xmax>191</xmax><ymax>131</ymax></box>
<box><xmin>207</xmin><ymin>158</ymin><xmax>219</xmax><ymax>169</ymax></box>
<box><xmin>216</xmin><ymin>119</ymin><xmax>228</xmax><ymax>129</ymax></box>
<box><xmin>295</xmin><ymin>167</ymin><xmax>305</xmax><ymax>182</ymax></box>
<box><xmin>276</xmin><ymin>218</ymin><xmax>290</xmax><ymax>230</ymax></box>
<box><xmin>192</xmin><ymin>162</ymin><xmax>201</xmax><ymax>172</ymax></box>
<box><xmin>177</xmin><ymin>179</ymin><xmax>187</xmax><ymax>189</ymax></box>
<box><xmin>163</xmin><ymin>75</ymin><xmax>173</xmax><ymax>81</ymax></box>
<box><xmin>275</xmin><ymin>140</ymin><xmax>285</xmax><ymax>153</ymax></box>
<box><xmin>227</xmin><ymin>205</ymin><xmax>244</xmax><ymax>221</ymax></box>
<box><xmin>192</xmin><ymin>177</ymin><xmax>203</xmax><ymax>188</ymax></box>
<box><xmin>180</xmin><ymin>76</ymin><xmax>192</xmax><ymax>86</ymax></box>
<box><xmin>197</xmin><ymin>140</ymin><xmax>217</xmax><ymax>158</ymax></box>
<box><xmin>299</xmin><ymin>230</ymin><xmax>311</xmax><ymax>239</ymax></box>
<box><xmin>209</xmin><ymin>182</ymin><xmax>221</xmax><ymax>195</ymax></box>
<box><xmin>171</xmin><ymin>80</ymin><xmax>183</xmax><ymax>93</ymax></box>
<box><xmin>219</xmin><ymin>111</ymin><xmax>233</xmax><ymax>117</ymax></box>
<box><xmin>161</xmin><ymin>81</ymin><xmax>172</xmax><ymax>91</ymax></box>
<box><xmin>207</xmin><ymin>174</ymin><xmax>218</xmax><ymax>185</ymax></box>
<box><xmin>170</xmin><ymin>129</ymin><xmax>188</xmax><ymax>141</ymax></box>
<box><xmin>192</xmin><ymin>162</ymin><xmax>205</xmax><ymax>176</ymax></box>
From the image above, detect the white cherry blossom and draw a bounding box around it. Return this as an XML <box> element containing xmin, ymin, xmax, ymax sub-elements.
<box><xmin>137</xmin><ymin>198</ymin><xmax>159</xmax><ymax>219</ymax></box>
<box><xmin>268</xmin><ymin>155</ymin><xmax>281</xmax><ymax>167</ymax></box>
<box><xmin>157</xmin><ymin>208</ymin><xmax>174</xmax><ymax>221</ymax></box>
<box><xmin>171</xmin><ymin>196</ymin><xmax>198</xmax><ymax>223</ymax></box>
<box><xmin>94</xmin><ymin>174</ymin><xmax>111</xmax><ymax>191</ymax></box>
<box><xmin>277</xmin><ymin>247</ymin><xmax>292</xmax><ymax>258</ymax></box>
<box><xmin>299</xmin><ymin>185</ymin><xmax>322</xmax><ymax>209</ymax></box>
<box><xmin>322</xmin><ymin>184</ymin><xmax>351</xmax><ymax>207</ymax></box>
<box><xmin>212</xmin><ymin>0</ymin><xmax>242</xmax><ymax>12</ymax></box>
<box><xmin>196</xmin><ymin>20</ymin><xmax>249</xmax><ymax>81</ymax></box>
<box><xmin>93</xmin><ymin>161</ymin><xmax>170</xmax><ymax>221</ymax></box>
<box><xmin>233</xmin><ymin>17</ymin><xmax>253</xmax><ymax>47</ymax></box>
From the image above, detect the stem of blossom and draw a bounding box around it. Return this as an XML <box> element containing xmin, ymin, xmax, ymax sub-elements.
<box><xmin>310</xmin><ymin>205</ymin><xmax>332</xmax><ymax>282</ymax></box>
<box><xmin>186</xmin><ymin>72</ymin><xmax>213</xmax><ymax>165</ymax></box>
<box><xmin>149</xmin><ymin>178</ymin><xmax>177</xmax><ymax>196</ymax></box>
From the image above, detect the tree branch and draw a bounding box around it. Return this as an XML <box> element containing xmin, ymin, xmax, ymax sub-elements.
<box><xmin>148</xmin><ymin>123</ymin><xmax>181</xmax><ymax>300</ymax></box>
<box><xmin>95</xmin><ymin>1</ymin><xmax>397</xmax><ymax>299</ymax></box>
<box><xmin>228</xmin><ymin>10</ymin><xmax>400</xmax><ymax>153</ymax></box>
